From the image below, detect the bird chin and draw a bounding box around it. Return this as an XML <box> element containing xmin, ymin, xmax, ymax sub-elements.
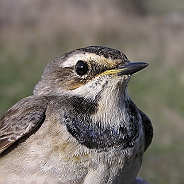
<box><xmin>114</xmin><ymin>74</ymin><xmax>130</xmax><ymax>91</ymax></box>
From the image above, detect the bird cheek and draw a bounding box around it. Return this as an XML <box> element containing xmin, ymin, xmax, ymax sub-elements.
<box><xmin>61</xmin><ymin>79</ymin><xmax>86</xmax><ymax>90</ymax></box>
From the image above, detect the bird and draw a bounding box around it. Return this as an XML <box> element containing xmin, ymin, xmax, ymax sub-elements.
<box><xmin>0</xmin><ymin>46</ymin><xmax>153</xmax><ymax>184</ymax></box>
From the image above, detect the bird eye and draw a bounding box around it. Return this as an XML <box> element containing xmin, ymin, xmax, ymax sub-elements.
<box><xmin>75</xmin><ymin>60</ymin><xmax>89</xmax><ymax>76</ymax></box>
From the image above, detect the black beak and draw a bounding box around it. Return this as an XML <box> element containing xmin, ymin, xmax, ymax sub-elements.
<box><xmin>118</xmin><ymin>62</ymin><xmax>148</xmax><ymax>75</ymax></box>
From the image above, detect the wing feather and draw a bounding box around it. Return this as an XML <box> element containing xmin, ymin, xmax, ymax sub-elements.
<box><xmin>139</xmin><ymin>109</ymin><xmax>153</xmax><ymax>151</ymax></box>
<box><xmin>0</xmin><ymin>95</ymin><xmax>48</xmax><ymax>154</ymax></box>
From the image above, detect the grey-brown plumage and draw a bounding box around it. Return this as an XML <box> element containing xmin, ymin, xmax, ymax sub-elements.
<box><xmin>0</xmin><ymin>46</ymin><xmax>153</xmax><ymax>184</ymax></box>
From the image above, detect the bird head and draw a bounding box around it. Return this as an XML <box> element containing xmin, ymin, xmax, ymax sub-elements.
<box><xmin>33</xmin><ymin>46</ymin><xmax>148</xmax><ymax>99</ymax></box>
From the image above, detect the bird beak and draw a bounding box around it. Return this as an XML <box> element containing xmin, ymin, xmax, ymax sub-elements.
<box><xmin>117</xmin><ymin>62</ymin><xmax>148</xmax><ymax>75</ymax></box>
<box><xmin>102</xmin><ymin>62</ymin><xmax>148</xmax><ymax>76</ymax></box>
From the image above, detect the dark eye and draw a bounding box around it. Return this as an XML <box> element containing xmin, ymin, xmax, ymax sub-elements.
<box><xmin>75</xmin><ymin>60</ymin><xmax>89</xmax><ymax>76</ymax></box>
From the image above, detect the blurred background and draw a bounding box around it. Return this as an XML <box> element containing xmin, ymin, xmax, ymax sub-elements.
<box><xmin>0</xmin><ymin>0</ymin><xmax>184</xmax><ymax>183</ymax></box>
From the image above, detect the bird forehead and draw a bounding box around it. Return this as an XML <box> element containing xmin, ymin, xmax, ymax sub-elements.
<box><xmin>60</xmin><ymin>53</ymin><xmax>122</xmax><ymax>68</ymax></box>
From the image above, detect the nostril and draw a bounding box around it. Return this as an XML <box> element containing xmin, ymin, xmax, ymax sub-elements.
<box><xmin>117</xmin><ymin>62</ymin><xmax>129</xmax><ymax>69</ymax></box>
